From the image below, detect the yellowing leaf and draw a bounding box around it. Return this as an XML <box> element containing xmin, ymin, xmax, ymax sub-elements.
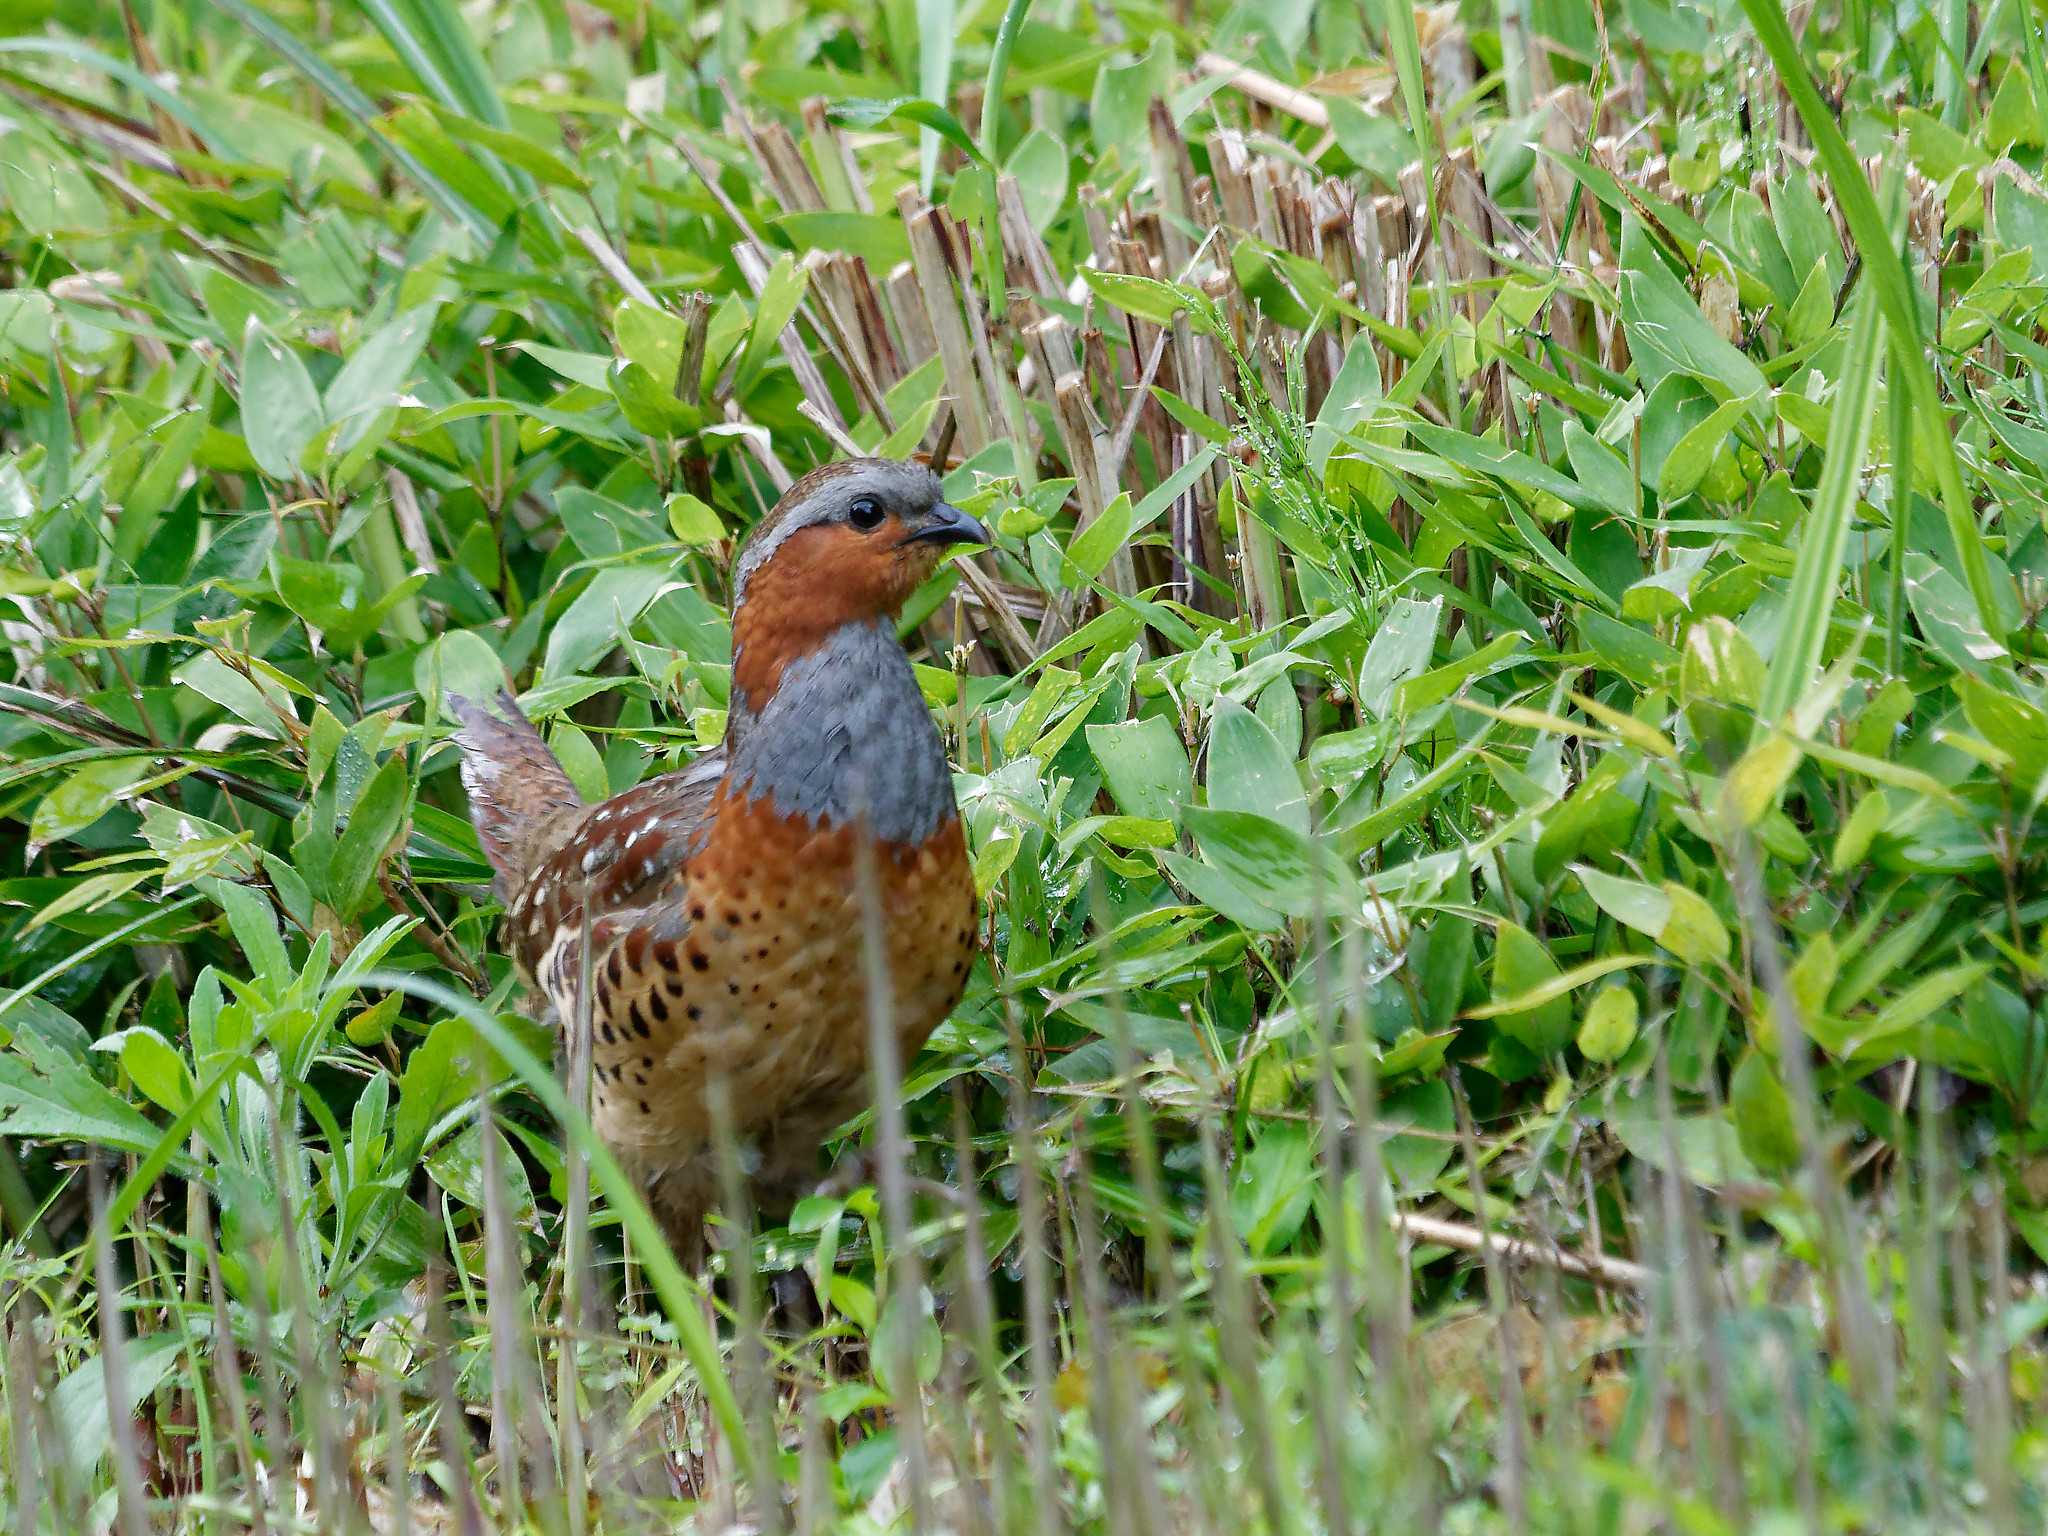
<box><xmin>1831</xmin><ymin>788</ymin><xmax>1889</xmax><ymax>873</ymax></box>
<box><xmin>1658</xmin><ymin>883</ymin><xmax>1730</xmax><ymax>965</ymax></box>
<box><xmin>1721</xmin><ymin>731</ymin><xmax>1801</xmax><ymax>826</ymax></box>
<box><xmin>1569</xmin><ymin>690</ymin><xmax>1677</xmax><ymax>758</ymax></box>
<box><xmin>1680</xmin><ymin>616</ymin><xmax>1765</xmax><ymax>708</ymax></box>
<box><xmin>666</xmin><ymin>492</ymin><xmax>725</xmax><ymax>545</ymax></box>
<box><xmin>1577</xmin><ymin>986</ymin><xmax>1640</xmax><ymax>1063</ymax></box>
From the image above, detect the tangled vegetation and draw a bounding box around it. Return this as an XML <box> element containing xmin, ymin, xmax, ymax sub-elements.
<box><xmin>2</xmin><ymin>0</ymin><xmax>2046</xmax><ymax>1530</ymax></box>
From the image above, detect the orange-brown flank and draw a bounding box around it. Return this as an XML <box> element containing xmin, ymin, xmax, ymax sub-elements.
<box><xmin>564</xmin><ymin>787</ymin><xmax>975</xmax><ymax>1233</ymax></box>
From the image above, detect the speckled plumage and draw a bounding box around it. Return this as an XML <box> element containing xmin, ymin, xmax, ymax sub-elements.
<box><xmin>452</xmin><ymin>458</ymin><xmax>987</xmax><ymax>1263</ymax></box>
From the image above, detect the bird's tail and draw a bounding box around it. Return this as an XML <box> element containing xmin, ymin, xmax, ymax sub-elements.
<box><xmin>447</xmin><ymin>691</ymin><xmax>584</xmax><ymax>899</ymax></box>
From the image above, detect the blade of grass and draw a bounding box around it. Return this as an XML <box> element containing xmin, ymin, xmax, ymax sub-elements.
<box><xmin>1738</xmin><ymin>0</ymin><xmax>2008</xmax><ymax>646</ymax></box>
<box><xmin>360</xmin><ymin>0</ymin><xmax>509</xmax><ymax>128</ymax></box>
<box><xmin>197</xmin><ymin>0</ymin><xmax>497</xmax><ymax>244</ymax></box>
<box><xmin>89</xmin><ymin>1161</ymin><xmax>151</xmax><ymax>1536</ymax></box>
<box><xmin>854</xmin><ymin>832</ymin><xmax>934</xmax><ymax>1532</ymax></box>
<box><xmin>978</xmin><ymin>0</ymin><xmax>1034</xmax><ymax>160</ymax></box>
<box><xmin>1757</xmin><ymin>281</ymin><xmax>1885</xmax><ymax>729</ymax></box>
<box><xmin>1383</xmin><ymin>0</ymin><xmax>1455</xmax><ymax>419</ymax></box>
<box><xmin>360</xmin><ymin>972</ymin><xmax>754</xmax><ymax>1483</ymax></box>
<box><xmin>916</xmin><ymin>0</ymin><xmax>958</xmax><ymax>195</ymax></box>
<box><xmin>1886</xmin><ymin>329</ymin><xmax>1914</xmax><ymax>680</ymax></box>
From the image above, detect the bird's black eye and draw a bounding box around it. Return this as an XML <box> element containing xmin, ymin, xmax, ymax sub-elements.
<box><xmin>848</xmin><ymin>495</ymin><xmax>885</xmax><ymax>531</ymax></box>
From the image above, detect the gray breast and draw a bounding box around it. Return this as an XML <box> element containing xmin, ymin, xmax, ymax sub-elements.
<box><xmin>727</xmin><ymin>618</ymin><xmax>956</xmax><ymax>845</ymax></box>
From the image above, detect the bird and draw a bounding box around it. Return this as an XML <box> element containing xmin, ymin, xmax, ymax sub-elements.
<box><xmin>450</xmin><ymin>457</ymin><xmax>988</xmax><ymax>1264</ymax></box>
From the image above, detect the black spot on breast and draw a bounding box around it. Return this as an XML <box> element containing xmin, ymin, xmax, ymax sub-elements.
<box><xmin>606</xmin><ymin>950</ymin><xmax>625</xmax><ymax>988</ymax></box>
<box><xmin>629</xmin><ymin>1001</ymin><xmax>650</xmax><ymax>1037</ymax></box>
<box><xmin>750</xmin><ymin>910</ymin><xmax>762</xmax><ymax>922</ymax></box>
<box><xmin>725</xmin><ymin>909</ymin><xmax>742</xmax><ymax>926</ymax></box>
<box><xmin>640</xmin><ymin>1055</ymin><xmax>653</xmax><ymax>1070</ymax></box>
<box><xmin>727</xmin><ymin>981</ymin><xmax>740</xmax><ymax>996</ymax></box>
<box><xmin>689</xmin><ymin>950</ymin><xmax>709</xmax><ymax>972</ymax></box>
<box><xmin>690</xmin><ymin>903</ymin><xmax>706</xmax><ymax>921</ymax></box>
<box><xmin>649</xmin><ymin>990</ymin><xmax>669</xmax><ymax>1023</ymax></box>
<box><xmin>638</xmin><ymin>1099</ymin><xmax>651</xmax><ymax>1114</ymax></box>
<box><xmin>953</xmin><ymin>960</ymin><xmax>966</xmax><ymax>975</ymax></box>
<box><xmin>686</xmin><ymin>1004</ymin><xmax>702</xmax><ymax>1022</ymax></box>
<box><xmin>599</xmin><ymin>1021</ymin><xmax>616</xmax><ymax>1045</ymax></box>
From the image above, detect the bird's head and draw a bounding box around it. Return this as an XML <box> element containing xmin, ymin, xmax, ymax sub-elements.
<box><xmin>728</xmin><ymin>456</ymin><xmax>989</xmax><ymax>706</ymax></box>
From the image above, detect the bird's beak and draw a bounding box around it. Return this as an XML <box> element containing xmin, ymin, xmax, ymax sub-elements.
<box><xmin>900</xmin><ymin>503</ymin><xmax>991</xmax><ymax>549</ymax></box>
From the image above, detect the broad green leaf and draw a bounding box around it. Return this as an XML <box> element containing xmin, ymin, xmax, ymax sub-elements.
<box><xmin>1358</xmin><ymin>596</ymin><xmax>1440</xmax><ymax>714</ymax></box>
<box><xmin>240</xmin><ymin>319</ymin><xmax>324</xmax><ymax>479</ymax></box>
<box><xmin>27</xmin><ymin>755</ymin><xmax>148</xmax><ymax>856</ymax></box>
<box><xmin>666</xmin><ymin>493</ymin><xmax>725</xmax><ymax>546</ymax></box>
<box><xmin>1486</xmin><ymin>921</ymin><xmax>1576</xmax><ymax>1055</ymax></box>
<box><xmin>326</xmin><ymin>305</ymin><xmax>437</xmax><ymax>423</ymax></box>
<box><xmin>51</xmin><ymin>1331</ymin><xmax>186</xmax><ymax>1481</ymax></box>
<box><xmin>417</xmin><ymin>630</ymin><xmax>509</xmax><ymax>715</ymax></box>
<box><xmin>1065</xmin><ymin>493</ymin><xmax>1133</xmax><ymax>586</ymax></box>
<box><xmin>543</xmin><ymin>566</ymin><xmax>674</xmax><ymax>681</ymax></box>
<box><xmin>1206</xmin><ymin>698</ymin><xmax>1307</xmax><ymax>835</ymax></box>
<box><xmin>1577</xmin><ymin>865</ymin><xmax>1730</xmax><ymax>966</ymax></box>
<box><xmin>1721</xmin><ymin>731</ymin><xmax>1801</xmax><ymax>826</ymax></box>
<box><xmin>1088</xmin><ymin>716</ymin><xmax>1193</xmax><ymax>827</ymax></box>
<box><xmin>1184</xmin><ymin>806</ymin><xmax>1354</xmax><ymax>919</ymax></box>
<box><xmin>1831</xmin><ymin>790</ymin><xmax>1890</xmax><ymax>873</ymax></box>
<box><xmin>1618</xmin><ymin>216</ymin><xmax>1769</xmax><ymax>405</ymax></box>
<box><xmin>1005</xmin><ymin>129</ymin><xmax>1068</xmax><ymax>233</ymax></box>
<box><xmin>330</xmin><ymin>756</ymin><xmax>410</xmax><ymax>919</ymax></box>
<box><xmin>1229</xmin><ymin>1122</ymin><xmax>1316</xmax><ymax>1256</ymax></box>
<box><xmin>733</xmin><ymin>254</ymin><xmax>810</xmax><ymax>396</ymax></box>
<box><xmin>0</xmin><ymin>1041</ymin><xmax>161</xmax><ymax>1151</ymax></box>
<box><xmin>1731</xmin><ymin>1049</ymin><xmax>1799</xmax><ymax>1175</ymax></box>
<box><xmin>1562</xmin><ymin>420</ymin><xmax>1637</xmax><ymax>517</ymax></box>
<box><xmin>98</xmin><ymin>1026</ymin><xmax>194</xmax><ymax>1114</ymax></box>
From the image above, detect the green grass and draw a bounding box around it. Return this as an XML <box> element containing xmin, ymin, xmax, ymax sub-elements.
<box><xmin>3</xmin><ymin>0</ymin><xmax>2048</xmax><ymax>1530</ymax></box>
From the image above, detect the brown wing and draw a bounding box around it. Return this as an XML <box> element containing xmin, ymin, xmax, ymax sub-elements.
<box><xmin>503</xmin><ymin>752</ymin><xmax>725</xmax><ymax>996</ymax></box>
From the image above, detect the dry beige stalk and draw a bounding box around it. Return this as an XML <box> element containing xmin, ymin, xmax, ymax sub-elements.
<box><xmin>1195</xmin><ymin>50</ymin><xmax>1333</xmax><ymax>128</ymax></box>
<box><xmin>901</xmin><ymin>190</ymin><xmax>996</xmax><ymax>454</ymax></box>
<box><xmin>1396</xmin><ymin>1211</ymin><xmax>1654</xmax><ymax>1292</ymax></box>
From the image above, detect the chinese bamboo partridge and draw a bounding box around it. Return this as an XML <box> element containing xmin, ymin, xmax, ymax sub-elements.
<box><xmin>452</xmin><ymin>458</ymin><xmax>987</xmax><ymax>1263</ymax></box>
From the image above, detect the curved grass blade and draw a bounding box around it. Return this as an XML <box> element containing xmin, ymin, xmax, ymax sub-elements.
<box><xmin>1737</xmin><ymin>0</ymin><xmax>2008</xmax><ymax>646</ymax></box>
<box><xmin>356</xmin><ymin>0</ymin><xmax>509</xmax><ymax>129</ymax></box>
<box><xmin>198</xmin><ymin>0</ymin><xmax>497</xmax><ymax>243</ymax></box>
<box><xmin>1757</xmin><ymin>283</ymin><xmax>1886</xmax><ymax>729</ymax></box>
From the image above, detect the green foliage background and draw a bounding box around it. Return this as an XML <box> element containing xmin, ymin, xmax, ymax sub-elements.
<box><xmin>1</xmin><ymin>0</ymin><xmax>2047</xmax><ymax>1530</ymax></box>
